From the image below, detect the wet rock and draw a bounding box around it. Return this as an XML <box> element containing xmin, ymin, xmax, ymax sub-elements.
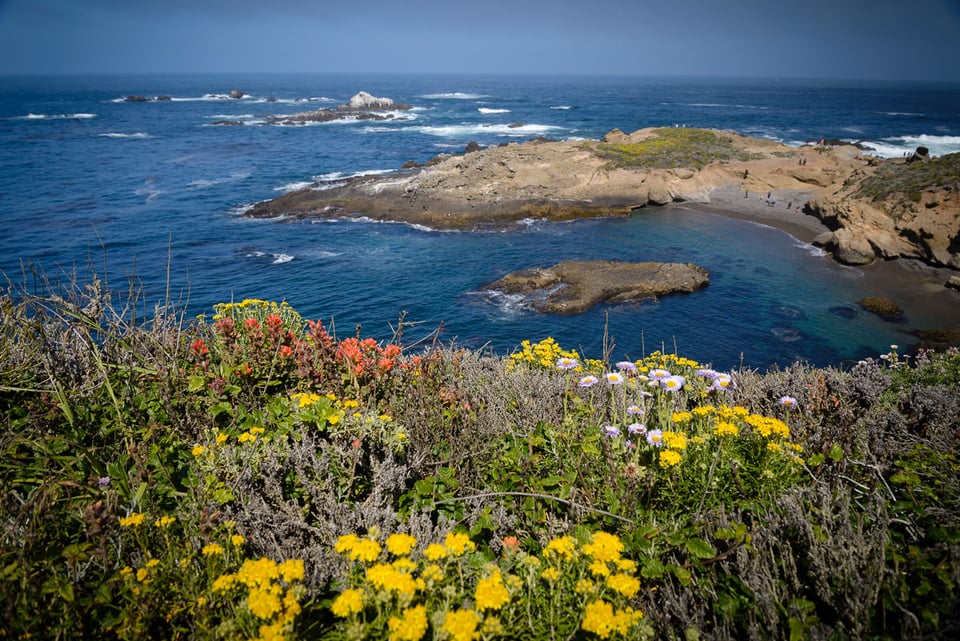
<box><xmin>859</xmin><ymin>296</ymin><xmax>904</xmax><ymax>321</ymax></box>
<box><xmin>482</xmin><ymin>260</ymin><xmax>709</xmax><ymax>314</ymax></box>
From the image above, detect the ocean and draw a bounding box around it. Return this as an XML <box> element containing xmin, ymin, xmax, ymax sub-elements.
<box><xmin>2</xmin><ymin>73</ymin><xmax>959</xmax><ymax>371</ymax></box>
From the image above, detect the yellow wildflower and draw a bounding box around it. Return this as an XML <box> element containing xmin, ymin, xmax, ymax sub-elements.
<box><xmin>421</xmin><ymin>564</ymin><xmax>444</xmax><ymax>583</ymax></box>
<box><xmin>278</xmin><ymin>559</ymin><xmax>304</xmax><ymax>583</ymax></box>
<box><xmin>136</xmin><ymin>568</ymin><xmax>149</xmax><ymax>582</ymax></box>
<box><xmin>475</xmin><ymin>570</ymin><xmax>511</xmax><ymax>611</ymax></box>
<box><xmin>247</xmin><ymin>587</ymin><xmax>282</xmax><ymax>619</ymax></box>
<box><xmin>386</xmin><ymin>533</ymin><xmax>417</xmax><ymax>556</ymax></box>
<box><xmin>444</xmin><ymin>531</ymin><xmax>475</xmax><ymax>556</ymax></box>
<box><xmin>232</xmin><ymin>534</ymin><xmax>246</xmax><ymax>546</ymax></box>
<box><xmin>388</xmin><ymin>604</ymin><xmax>429</xmax><ymax>641</ymax></box>
<box><xmin>540</xmin><ymin>567</ymin><xmax>561</xmax><ymax>582</ymax></box>
<box><xmin>581</xmin><ymin>599</ymin><xmax>615</xmax><ymax>639</ymax></box>
<box><xmin>663</xmin><ymin>430</ymin><xmax>688</xmax><ymax>450</ymax></box>
<box><xmin>481</xmin><ymin>616</ymin><xmax>504</xmax><ymax>636</ymax></box>
<box><xmin>154</xmin><ymin>516</ymin><xmax>176</xmax><ymax>528</ymax></box>
<box><xmin>442</xmin><ymin>609</ymin><xmax>480</xmax><ymax>641</ymax></box>
<box><xmin>202</xmin><ymin>543</ymin><xmax>225</xmax><ymax>556</ymax></box>
<box><xmin>119</xmin><ymin>512</ymin><xmax>145</xmax><ymax>528</ymax></box>
<box><xmin>659</xmin><ymin>449</ymin><xmax>682</xmax><ymax>468</ymax></box>
<box><xmin>588</xmin><ymin>560</ymin><xmax>611</xmax><ymax>577</ymax></box>
<box><xmin>191</xmin><ymin>444</ymin><xmax>206</xmax><ymax>457</ymax></box>
<box><xmin>544</xmin><ymin>535</ymin><xmax>577</xmax><ymax>561</ymax></box>
<box><xmin>582</xmin><ymin>531</ymin><xmax>624</xmax><ymax>563</ymax></box>
<box><xmin>146</xmin><ymin>558</ymin><xmax>160</xmax><ymax>569</ymax></box>
<box><xmin>331</xmin><ymin>588</ymin><xmax>364</xmax><ymax>618</ymax></box>
<box><xmin>606</xmin><ymin>573</ymin><xmax>641</xmax><ymax>598</ymax></box>
<box><xmin>216</xmin><ymin>432</ymin><xmax>228</xmax><ymax>445</ymax></box>
<box><xmin>715</xmin><ymin>421</ymin><xmax>739</xmax><ymax>438</ymax></box>
<box><xmin>349</xmin><ymin>539</ymin><xmax>382</xmax><ymax>564</ymax></box>
<box><xmin>423</xmin><ymin>543</ymin><xmax>448</xmax><ymax>562</ymax></box>
<box><xmin>212</xmin><ymin>573</ymin><xmax>237</xmax><ymax>592</ymax></box>
<box><xmin>575</xmin><ymin>578</ymin><xmax>595</xmax><ymax>594</ymax></box>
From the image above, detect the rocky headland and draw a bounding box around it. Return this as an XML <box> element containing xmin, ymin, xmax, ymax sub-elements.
<box><xmin>246</xmin><ymin>127</ymin><xmax>959</xmax><ymax>271</ymax></box>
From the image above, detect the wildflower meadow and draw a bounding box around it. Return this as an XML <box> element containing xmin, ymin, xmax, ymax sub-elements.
<box><xmin>2</xmin><ymin>279</ymin><xmax>959</xmax><ymax>640</ymax></box>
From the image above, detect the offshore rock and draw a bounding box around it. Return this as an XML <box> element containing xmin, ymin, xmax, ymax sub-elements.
<box><xmin>482</xmin><ymin>260</ymin><xmax>710</xmax><ymax>314</ymax></box>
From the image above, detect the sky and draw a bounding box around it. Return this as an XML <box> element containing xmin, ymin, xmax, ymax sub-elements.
<box><xmin>1</xmin><ymin>0</ymin><xmax>959</xmax><ymax>82</ymax></box>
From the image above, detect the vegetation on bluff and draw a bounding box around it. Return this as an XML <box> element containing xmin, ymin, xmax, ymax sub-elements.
<box><xmin>2</xmin><ymin>276</ymin><xmax>960</xmax><ymax>640</ymax></box>
<box><xmin>593</xmin><ymin>128</ymin><xmax>763</xmax><ymax>170</ymax></box>
<box><xmin>855</xmin><ymin>152</ymin><xmax>960</xmax><ymax>206</ymax></box>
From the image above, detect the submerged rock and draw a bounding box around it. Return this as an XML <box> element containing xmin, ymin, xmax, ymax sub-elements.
<box><xmin>859</xmin><ymin>296</ymin><xmax>905</xmax><ymax>321</ymax></box>
<box><xmin>482</xmin><ymin>260</ymin><xmax>709</xmax><ymax>314</ymax></box>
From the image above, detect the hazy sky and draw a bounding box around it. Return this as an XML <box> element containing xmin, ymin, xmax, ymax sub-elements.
<box><xmin>1</xmin><ymin>0</ymin><xmax>958</xmax><ymax>81</ymax></box>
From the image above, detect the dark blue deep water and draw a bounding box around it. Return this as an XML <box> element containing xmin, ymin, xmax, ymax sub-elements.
<box><xmin>2</xmin><ymin>73</ymin><xmax>959</xmax><ymax>370</ymax></box>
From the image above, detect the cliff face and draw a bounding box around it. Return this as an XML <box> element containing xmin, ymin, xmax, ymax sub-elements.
<box><xmin>246</xmin><ymin>128</ymin><xmax>960</xmax><ymax>272</ymax></box>
<box><xmin>807</xmin><ymin>153</ymin><xmax>960</xmax><ymax>269</ymax></box>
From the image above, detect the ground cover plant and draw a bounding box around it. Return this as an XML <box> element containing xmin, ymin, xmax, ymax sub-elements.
<box><xmin>2</xmin><ymin>276</ymin><xmax>960</xmax><ymax>640</ymax></box>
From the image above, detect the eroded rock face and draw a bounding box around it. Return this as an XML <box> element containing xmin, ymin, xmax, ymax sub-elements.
<box><xmin>481</xmin><ymin>261</ymin><xmax>710</xmax><ymax>314</ymax></box>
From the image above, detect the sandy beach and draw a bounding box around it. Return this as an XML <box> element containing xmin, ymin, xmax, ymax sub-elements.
<box><xmin>683</xmin><ymin>184</ymin><xmax>829</xmax><ymax>243</ymax></box>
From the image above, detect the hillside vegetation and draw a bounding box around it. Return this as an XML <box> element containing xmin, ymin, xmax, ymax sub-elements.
<box><xmin>2</xmin><ymin>277</ymin><xmax>960</xmax><ymax>640</ymax></box>
<box><xmin>593</xmin><ymin>128</ymin><xmax>764</xmax><ymax>169</ymax></box>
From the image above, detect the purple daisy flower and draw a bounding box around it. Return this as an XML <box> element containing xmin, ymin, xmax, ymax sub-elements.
<box><xmin>661</xmin><ymin>375</ymin><xmax>686</xmax><ymax>391</ymax></box>
<box><xmin>778</xmin><ymin>395</ymin><xmax>798</xmax><ymax>408</ymax></box>
<box><xmin>626</xmin><ymin>405</ymin><xmax>644</xmax><ymax>416</ymax></box>
<box><xmin>605</xmin><ymin>372</ymin><xmax>625</xmax><ymax>385</ymax></box>
<box><xmin>578</xmin><ymin>375</ymin><xmax>599</xmax><ymax>388</ymax></box>
<box><xmin>556</xmin><ymin>357</ymin><xmax>579</xmax><ymax>371</ymax></box>
<box><xmin>646</xmin><ymin>429</ymin><xmax>664</xmax><ymax>447</ymax></box>
<box><xmin>602</xmin><ymin>424</ymin><xmax>620</xmax><ymax>438</ymax></box>
<box><xmin>616</xmin><ymin>361</ymin><xmax>638</xmax><ymax>373</ymax></box>
<box><xmin>628</xmin><ymin>422</ymin><xmax>647</xmax><ymax>435</ymax></box>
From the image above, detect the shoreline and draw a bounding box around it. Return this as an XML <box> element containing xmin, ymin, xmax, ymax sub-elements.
<box><xmin>677</xmin><ymin>184</ymin><xmax>829</xmax><ymax>244</ymax></box>
<box><xmin>675</xmin><ymin>184</ymin><xmax>960</xmax><ymax>340</ymax></box>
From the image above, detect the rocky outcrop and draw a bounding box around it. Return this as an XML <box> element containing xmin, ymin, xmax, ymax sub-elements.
<box><xmin>229</xmin><ymin>89</ymin><xmax>246</xmax><ymax>99</ymax></box>
<box><xmin>807</xmin><ymin>152</ymin><xmax>960</xmax><ymax>269</ymax></box>
<box><xmin>481</xmin><ymin>261</ymin><xmax>709</xmax><ymax>314</ymax></box>
<box><xmin>214</xmin><ymin>91</ymin><xmax>413</xmax><ymax>126</ymax></box>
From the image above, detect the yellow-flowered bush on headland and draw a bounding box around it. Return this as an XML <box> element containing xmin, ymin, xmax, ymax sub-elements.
<box><xmin>328</xmin><ymin>528</ymin><xmax>655</xmax><ymax>640</ymax></box>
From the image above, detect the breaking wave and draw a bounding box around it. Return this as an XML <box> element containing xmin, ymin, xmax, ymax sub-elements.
<box><xmin>860</xmin><ymin>134</ymin><xmax>960</xmax><ymax>158</ymax></box>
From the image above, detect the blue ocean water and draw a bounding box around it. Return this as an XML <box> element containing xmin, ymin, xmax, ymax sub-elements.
<box><xmin>2</xmin><ymin>73</ymin><xmax>960</xmax><ymax>370</ymax></box>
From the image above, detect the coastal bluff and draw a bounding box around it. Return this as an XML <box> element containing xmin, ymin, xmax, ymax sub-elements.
<box><xmin>246</xmin><ymin>127</ymin><xmax>960</xmax><ymax>273</ymax></box>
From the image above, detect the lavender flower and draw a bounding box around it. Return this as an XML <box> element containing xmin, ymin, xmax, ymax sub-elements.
<box><xmin>98</xmin><ymin>476</ymin><xmax>111</xmax><ymax>487</ymax></box>
<box><xmin>661</xmin><ymin>375</ymin><xmax>686</xmax><ymax>391</ymax></box>
<box><xmin>626</xmin><ymin>405</ymin><xmax>644</xmax><ymax>416</ymax></box>
<box><xmin>602</xmin><ymin>424</ymin><xmax>620</xmax><ymax>438</ymax></box>
<box><xmin>628</xmin><ymin>422</ymin><xmax>647</xmax><ymax>435</ymax></box>
<box><xmin>696</xmin><ymin>368</ymin><xmax>720</xmax><ymax>379</ymax></box>
<box><xmin>710</xmin><ymin>373</ymin><xmax>735</xmax><ymax>391</ymax></box>
<box><xmin>646</xmin><ymin>429</ymin><xmax>664</xmax><ymax>447</ymax></box>
<box><xmin>556</xmin><ymin>357</ymin><xmax>579</xmax><ymax>371</ymax></box>
<box><xmin>578</xmin><ymin>375</ymin><xmax>599</xmax><ymax>388</ymax></box>
<box><xmin>778</xmin><ymin>395</ymin><xmax>798</xmax><ymax>408</ymax></box>
<box><xmin>605</xmin><ymin>372</ymin><xmax>625</xmax><ymax>385</ymax></box>
<box><xmin>616</xmin><ymin>360</ymin><xmax>638</xmax><ymax>373</ymax></box>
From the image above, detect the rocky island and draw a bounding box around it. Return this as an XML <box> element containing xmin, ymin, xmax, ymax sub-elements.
<box><xmin>482</xmin><ymin>261</ymin><xmax>710</xmax><ymax>314</ymax></box>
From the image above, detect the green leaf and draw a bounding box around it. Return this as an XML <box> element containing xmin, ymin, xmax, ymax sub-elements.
<box><xmin>685</xmin><ymin>537</ymin><xmax>717</xmax><ymax>559</ymax></box>
<box><xmin>187</xmin><ymin>374</ymin><xmax>207</xmax><ymax>393</ymax></box>
<box><xmin>828</xmin><ymin>443</ymin><xmax>844</xmax><ymax>462</ymax></box>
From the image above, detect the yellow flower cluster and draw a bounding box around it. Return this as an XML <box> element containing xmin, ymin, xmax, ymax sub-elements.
<box><xmin>119</xmin><ymin>512</ymin><xmax>145</xmax><ymax>528</ymax></box>
<box><xmin>509</xmin><ymin>337</ymin><xmax>585</xmax><ymax>371</ymax></box>
<box><xmin>212</xmin><ymin>556</ymin><xmax>304</xmax><ymax>639</ymax></box>
<box><xmin>443</xmin><ymin>609</ymin><xmax>480</xmax><ymax>641</ymax></box>
<box><xmin>475</xmin><ymin>569</ymin><xmax>511</xmax><ymax>611</ymax></box>
<box><xmin>636</xmin><ymin>350</ymin><xmax>701</xmax><ymax>373</ymax></box>
<box><xmin>388</xmin><ymin>604</ymin><xmax>429</xmax><ymax>641</ymax></box>
<box><xmin>329</xmin><ymin>528</ymin><xmax>650</xmax><ymax>640</ymax></box>
<box><xmin>581</xmin><ymin>598</ymin><xmax>644</xmax><ymax>639</ymax></box>
<box><xmin>211</xmin><ymin>298</ymin><xmax>303</xmax><ymax>329</ymax></box>
<box><xmin>544</xmin><ymin>535</ymin><xmax>577</xmax><ymax>561</ymax></box>
<box><xmin>744</xmin><ymin>414</ymin><xmax>790</xmax><ymax>439</ymax></box>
